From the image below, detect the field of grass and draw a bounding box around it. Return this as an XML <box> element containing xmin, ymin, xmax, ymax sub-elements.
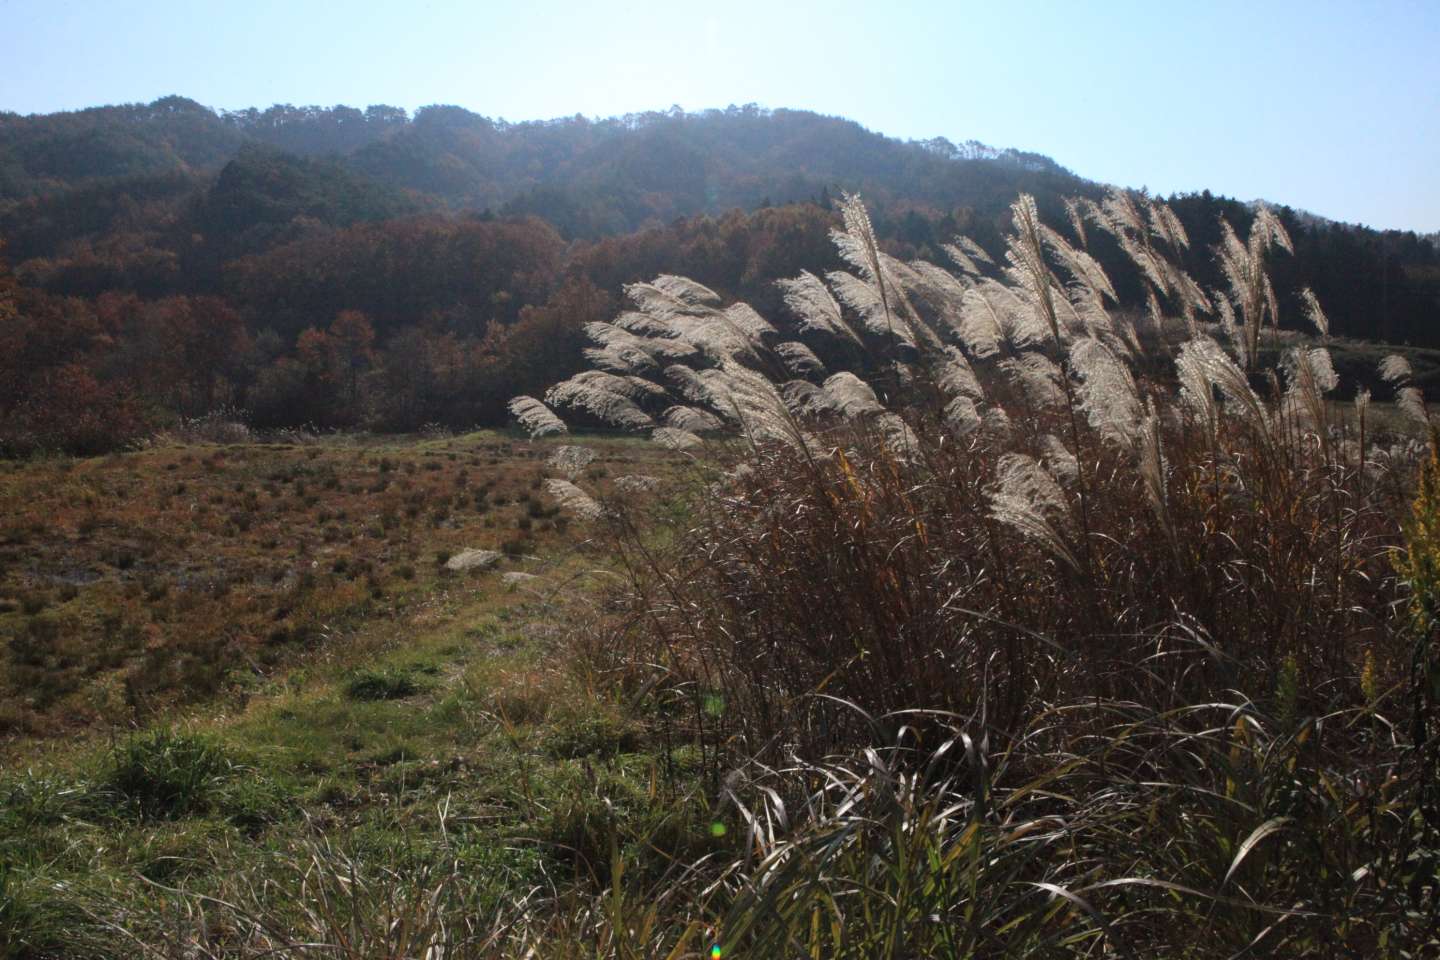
<box><xmin>1</xmin><ymin>432</ymin><xmax>720</xmax><ymax>956</ymax></box>
<box><xmin>0</xmin><ymin>431</ymin><xmax>678</xmax><ymax>743</ymax></box>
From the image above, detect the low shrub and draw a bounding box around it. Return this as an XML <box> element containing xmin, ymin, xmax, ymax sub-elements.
<box><xmin>345</xmin><ymin>668</ymin><xmax>421</xmax><ymax>702</ymax></box>
<box><xmin>102</xmin><ymin>729</ymin><xmax>240</xmax><ymax>820</ymax></box>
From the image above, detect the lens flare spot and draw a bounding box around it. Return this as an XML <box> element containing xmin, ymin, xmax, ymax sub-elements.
<box><xmin>709</xmin><ymin>821</ymin><xmax>727</xmax><ymax>838</ymax></box>
<box><xmin>703</xmin><ymin>694</ymin><xmax>725</xmax><ymax>716</ymax></box>
<box><xmin>710</xmin><ymin>946</ymin><xmax>723</xmax><ymax>959</ymax></box>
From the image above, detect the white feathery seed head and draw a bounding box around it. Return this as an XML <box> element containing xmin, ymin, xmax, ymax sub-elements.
<box><xmin>545</xmin><ymin>479</ymin><xmax>603</xmax><ymax>520</ymax></box>
<box><xmin>822</xmin><ymin>371</ymin><xmax>886</xmax><ymax>419</ymax></box>
<box><xmin>944</xmin><ymin>395</ymin><xmax>982</xmax><ymax>435</ymax></box>
<box><xmin>651</xmin><ymin>426</ymin><xmax>704</xmax><ymax>451</ymax></box>
<box><xmin>546</xmin><ymin>445</ymin><xmax>596</xmax><ymax>480</ymax></box>
<box><xmin>662</xmin><ymin>404</ymin><xmax>723</xmax><ymax>433</ymax></box>
<box><xmin>508</xmin><ymin>396</ymin><xmax>568</xmax><ymax>437</ymax></box>
<box><xmin>774</xmin><ymin>341</ymin><xmax>827</xmax><ymax>377</ymax></box>
<box><xmin>1069</xmin><ymin>337</ymin><xmax>1142</xmax><ymax>446</ymax></box>
<box><xmin>1379</xmin><ymin>354</ymin><xmax>1413</xmax><ymax>384</ymax></box>
<box><xmin>1299</xmin><ymin>288</ymin><xmax>1330</xmax><ymax>338</ymax></box>
<box><xmin>1000</xmin><ymin>352</ymin><xmax>1066</xmax><ymax>409</ymax></box>
<box><xmin>1398</xmin><ymin>386</ymin><xmax>1429</xmax><ymax>427</ymax></box>
<box><xmin>1040</xmin><ymin>434</ymin><xmax>1078</xmax><ymax>482</ymax></box>
<box><xmin>776</xmin><ymin>270</ymin><xmax>863</xmax><ymax>345</ymax></box>
<box><xmin>545</xmin><ymin>371</ymin><xmax>656</xmax><ymax>430</ymax></box>
<box><xmin>938</xmin><ymin>347</ymin><xmax>985</xmax><ymax>400</ymax></box>
<box><xmin>989</xmin><ymin>452</ymin><xmax>1078</xmax><ymax>570</ymax></box>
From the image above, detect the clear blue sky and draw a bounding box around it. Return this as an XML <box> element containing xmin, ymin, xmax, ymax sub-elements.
<box><xmin>2</xmin><ymin>0</ymin><xmax>1437</xmax><ymax>231</ymax></box>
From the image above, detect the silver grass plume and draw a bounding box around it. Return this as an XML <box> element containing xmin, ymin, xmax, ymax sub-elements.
<box><xmin>1091</xmin><ymin>189</ymin><xmax>1206</xmax><ymax>329</ymax></box>
<box><xmin>876</xmin><ymin>412</ymin><xmax>920</xmax><ymax>457</ymax></box>
<box><xmin>938</xmin><ymin>346</ymin><xmax>985</xmax><ymax>400</ymax></box>
<box><xmin>1061</xmin><ymin>283</ymin><xmax>1121</xmax><ymax>346</ymax></box>
<box><xmin>1176</xmin><ymin>337</ymin><xmax>1272</xmax><ymax>442</ymax></box>
<box><xmin>822</xmin><ymin>371</ymin><xmax>886</xmax><ymax>419</ymax></box>
<box><xmin>832</xmin><ymin>193</ymin><xmax>933</xmax><ymax>347</ymax></box>
<box><xmin>1175</xmin><ymin>341</ymin><xmax>1219</xmax><ymax>425</ymax></box>
<box><xmin>1379</xmin><ymin>354</ymin><xmax>1413</xmax><ymax>384</ymax></box>
<box><xmin>1398</xmin><ymin>386</ymin><xmax>1429</xmax><ymax>428</ymax></box>
<box><xmin>652</xmin><ymin>427</ymin><xmax>704</xmax><ymax>450</ymax></box>
<box><xmin>823</xmin><ymin>269</ymin><xmax>898</xmax><ymax>343</ymax></box>
<box><xmin>1299</xmin><ymin>288</ymin><xmax>1330</xmax><ymax>339</ymax></box>
<box><xmin>508</xmin><ymin>396</ymin><xmax>568</xmax><ymax>437</ymax></box>
<box><xmin>943</xmin><ymin>242</ymin><xmax>981</xmax><ymax>276</ymax></box>
<box><xmin>1251</xmin><ymin>205</ymin><xmax>1294</xmax><ymax>256</ymax></box>
<box><xmin>664</xmin><ymin>364</ymin><xmax>714</xmax><ymax>406</ymax></box>
<box><xmin>827</xmin><ymin>270</ymin><xmax>914</xmax><ymax>346</ymax></box>
<box><xmin>722</xmin><ymin>302</ymin><xmax>777</xmax><ymax>341</ymax></box>
<box><xmin>1069</xmin><ymin>337</ymin><xmax>1142</xmax><ymax>446</ymax></box>
<box><xmin>903</xmin><ymin>259</ymin><xmax>971</xmax><ymax>323</ymax></box>
<box><xmin>1039</xmin><ymin>220</ymin><xmax>1118</xmax><ymax>303</ymax></box>
<box><xmin>1137</xmin><ymin>401</ymin><xmax>1177</xmax><ymax>557</ymax></box>
<box><xmin>956</xmin><ymin>235</ymin><xmax>995</xmax><ymax>266</ymax></box>
<box><xmin>1117</xmin><ymin>232</ymin><xmax>1171</xmax><ymax>297</ymax></box>
<box><xmin>958</xmin><ymin>279</ymin><xmax>1045</xmax><ymax>355</ymax></box>
<box><xmin>1281</xmin><ymin>345</ymin><xmax>1338</xmax><ymax>435</ymax></box>
<box><xmin>1354</xmin><ymin>387</ymin><xmax>1371</xmax><ymax>449</ymax></box>
<box><xmin>1000</xmin><ymin>352</ymin><xmax>1066</xmax><ymax>409</ymax></box>
<box><xmin>545</xmin><ymin>479</ymin><xmax>603</xmax><ymax>521</ymax></box>
<box><xmin>624</xmin><ymin>281</ymin><xmax>770</xmax><ymax>360</ymax></box>
<box><xmin>1113</xmin><ymin>309</ymin><xmax>1144</xmax><ymax>358</ymax></box>
<box><xmin>545</xmin><ymin>371</ymin><xmax>656</xmax><ymax>430</ymax></box>
<box><xmin>667</xmin><ymin>310</ymin><xmax>761</xmax><ymax>359</ymax></box>
<box><xmin>584</xmin><ymin>344</ymin><xmax>655</xmax><ymax>373</ymax></box>
<box><xmin>1147</xmin><ymin>200</ymin><xmax>1190</xmax><ymax>251</ymax></box>
<box><xmin>623</xmin><ymin>281</ymin><xmax>710</xmax><ymax>326</ymax></box>
<box><xmin>652</xmin><ymin>274</ymin><xmax>721</xmax><ymax>305</ymax></box>
<box><xmin>1214</xmin><ymin>207</ymin><xmax>1292</xmax><ymax>368</ymax></box>
<box><xmin>781</xmin><ymin>379</ymin><xmax>828</xmax><ymax>416</ymax></box>
<box><xmin>586</xmin><ymin>336</ymin><xmax>701</xmax><ymax>376</ymax></box>
<box><xmin>1005</xmin><ymin>194</ymin><xmax>1066</xmax><ymax>345</ymax></box>
<box><xmin>989</xmin><ymin>452</ymin><xmax>1079</xmax><ymax>570</ymax></box>
<box><xmin>832</xmin><ymin>194</ymin><xmax>899</xmax><ymax>329</ymax></box>
<box><xmin>1064</xmin><ymin>197</ymin><xmax>1089</xmax><ymax>249</ymax></box>
<box><xmin>1040</xmin><ymin>433</ymin><xmax>1079</xmax><ymax>482</ymax></box>
<box><xmin>702</xmin><ymin>359</ymin><xmax>813</xmax><ymax>450</ymax></box>
<box><xmin>546</xmin><ymin>445</ymin><xmax>596</xmax><ymax>480</ymax></box>
<box><xmin>983</xmin><ymin>405</ymin><xmax>1012</xmax><ymax>436</ymax></box>
<box><xmin>775</xmin><ymin>271</ymin><xmax>863</xmax><ymax>345</ymax></box>
<box><xmin>613</xmin><ymin>309</ymin><xmax>677</xmax><ymax>337</ymax></box>
<box><xmin>945</xmin><ymin>395</ymin><xmax>982</xmax><ymax>435</ymax></box>
<box><xmin>774</xmin><ymin>341</ymin><xmax>827</xmax><ymax>377</ymax></box>
<box><xmin>1213</xmin><ymin>296</ymin><xmax>1250</xmax><ymax>367</ymax></box>
<box><xmin>834</xmin><ymin>194</ymin><xmax>887</xmax><ymax>290</ymax></box>
<box><xmin>1098</xmin><ymin>188</ymin><xmax>1146</xmax><ymax>237</ymax></box>
<box><xmin>662</xmin><ymin>404</ymin><xmax>723</xmax><ymax>433</ymax></box>
<box><xmin>585</xmin><ymin>320</ymin><xmax>697</xmax><ymax>360</ymax></box>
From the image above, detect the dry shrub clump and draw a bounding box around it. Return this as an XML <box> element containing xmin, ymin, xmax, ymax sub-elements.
<box><xmin>513</xmin><ymin>189</ymin><xmax>1439</xmax><ymax>952</ymax></box>
<box><xmin>519</xmin><ymin>189</ymin><xmax>1420</xmax><ymax>738</ymax></box>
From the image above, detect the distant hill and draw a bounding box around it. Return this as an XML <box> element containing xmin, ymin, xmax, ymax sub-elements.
<box><xmin>1</xmin><ymin>98</ymin><xmax>1089</xmax><ymax>235</ymax></box>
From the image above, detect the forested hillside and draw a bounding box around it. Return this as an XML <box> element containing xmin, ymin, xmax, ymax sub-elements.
<box><xmin>1</xmin><ymin>96</ymin><xmax>1436</xmax><ymax>453</ymax></box>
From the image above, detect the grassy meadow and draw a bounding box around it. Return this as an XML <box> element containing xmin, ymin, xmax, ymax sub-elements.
<box><xmin>1</xmin><ymin>432</ymin><xmax>717</xmax><ymax>957</ymax></box>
